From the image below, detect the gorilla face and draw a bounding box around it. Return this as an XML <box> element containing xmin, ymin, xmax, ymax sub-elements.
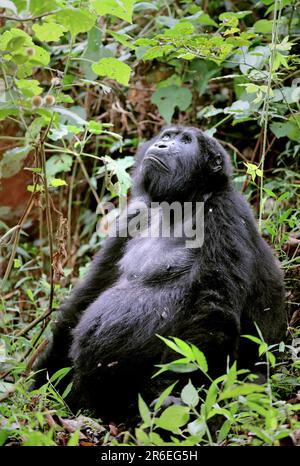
<box><xmin>143</xmin><ymin>127</ymin><xmax>200</xmax><ymax>174</ymax></box>
<box><xmin>134</xmin><ymin>125</ymin><xmax>231</xmax><ymax>202</ymax></box>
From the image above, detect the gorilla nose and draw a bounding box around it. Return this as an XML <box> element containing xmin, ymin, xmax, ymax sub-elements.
<box><xmin>154</xmin><ymin>142</ymin><xmax>168</xmax><ymax>149</ymax></box>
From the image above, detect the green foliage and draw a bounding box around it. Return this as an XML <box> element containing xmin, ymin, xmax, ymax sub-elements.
<box><xmin>131</xmin><ymin>337</ymin><xmax>300</xmax><ymax>446</ymax></box>
<box><xmin>151</xmin><ymin>86</ymin><xmax>192</xmax><ymax>123</ymax></box>
<box><xmin>92</xmin><ymin>58</ymin><xmax>131</xmax><ymax>86</ymax></box>
<box><xmin>91</xmin><ymin>0</ymin><xmax>136</xmax><ymax>23</ymax></box>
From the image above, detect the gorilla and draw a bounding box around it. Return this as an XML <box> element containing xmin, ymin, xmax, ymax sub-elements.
<box><xmin>35</xmin><ymin>126</ymin><xmax>286</xmax><ymax>421</ymax></box>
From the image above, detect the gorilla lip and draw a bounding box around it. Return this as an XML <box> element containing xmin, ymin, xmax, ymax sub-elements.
<box><xmin>144</xmin><ymin>154</ymin><xmax>170</xmax><ymax>172</ymax></box>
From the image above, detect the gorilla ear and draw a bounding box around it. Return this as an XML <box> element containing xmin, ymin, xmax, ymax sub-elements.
<box><xmin>210</xmin><ymin>154</ymin><xmax>223</xmax><ymax>173</ymax></box>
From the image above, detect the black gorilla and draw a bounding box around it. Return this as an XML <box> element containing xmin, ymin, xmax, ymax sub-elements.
<box><xmin>35</xmin><ymin>126</ymin><xmax>286</xmax><ymax>420</ymax></box>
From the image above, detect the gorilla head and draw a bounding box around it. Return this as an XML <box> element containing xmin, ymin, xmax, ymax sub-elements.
<box><xmin>133</xmin><ymin>125</ymin><xmax>232</xmax><ymax>201</ymax></box>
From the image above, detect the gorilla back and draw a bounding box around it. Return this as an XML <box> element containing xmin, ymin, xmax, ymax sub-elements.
<box><xmin>35</xmin><ymin>126</ymin><xmax>286</xmax><ymax>420</ymax></box>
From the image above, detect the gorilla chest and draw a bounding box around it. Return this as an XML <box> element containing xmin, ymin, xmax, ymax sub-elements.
<box><xmin>119</xmin><ymin>237</ymin><xmax>195</xmax><ymax>284</ymax></box>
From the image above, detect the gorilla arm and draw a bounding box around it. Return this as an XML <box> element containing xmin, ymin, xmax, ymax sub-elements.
<box><xmin>34</xmin><ymin>233</ymin><xmax>128</xmax><ymax>383</ymax></box>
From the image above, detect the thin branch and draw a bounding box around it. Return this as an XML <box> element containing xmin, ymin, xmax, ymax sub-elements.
<box><xmin>258</xmin><ymin>0</ymin><xmax>281</xmax><ymax>231</ymax></box>
<box><xmin>0</xmin><ymin>10</ymin><xmax>58</xmax><ymax>22</ymax></box>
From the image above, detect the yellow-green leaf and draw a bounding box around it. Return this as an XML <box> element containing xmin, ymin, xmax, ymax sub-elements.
<box><xmin>54</xmin><ymin>8</ymin><xmax>96</xmax><ymax>37</ymax></box>
<box><xmin>32</xmin><ymin>22</ymin><xmax>66</xmax><ymax>42</ymax></box>
<box><xmin>92</xmin><ymin>58</ymin><xmax>131</xmax><ymax>86</ymax></box>
<box><xmin>91</xmin><ymin>0</ymin><xmax>136</xmax><ymax>23</ymax></box>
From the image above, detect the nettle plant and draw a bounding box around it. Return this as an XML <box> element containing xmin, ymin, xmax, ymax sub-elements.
<box><xmin>128</xmin><ymin>336</ymin><xmax>300</xmax><ymax>446</ymax></box>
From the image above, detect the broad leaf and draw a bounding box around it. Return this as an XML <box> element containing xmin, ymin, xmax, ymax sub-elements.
<box><xmin>54</xmin><ymin>8</ymin><xmax>96</xmax><ymax>37</ymax></box>
<box><xmin>151</xmin><ymin>86</ymin><xmax>192</xmax><ymax>123</ymax></box>
<box><xmin>91</xmin><ymin>0</ymin><xmax>136</xmax><ymax>23</ymax></box>
<box><xmin>156</xmin><ymin>405</ymin><xmax>189</xmax><ymax>432</ymax></box>
<box><xmin>32</xmin><ymin>22</ymin><xmax>66</xmax><ymax>42</ymax></box>
<box><xmin>92</xmin><ymin>58</ymin><xmax>131</xmax><ymax>86</ymax></box>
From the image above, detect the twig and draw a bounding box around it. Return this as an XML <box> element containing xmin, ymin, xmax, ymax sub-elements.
<box><xmin>218</xmin><ymin>139</ymin><xmax>248</xmax><ymax>162</ymax></box>
<box><xmin>1</xmin><ymin>195</ymin><xmax>35</xmax><ymax>286</ymax></box>
<box><xmin>67</xmin><ymin>159</ymin><xmax>78</xmax><ymax>256</ymax></box>
<box><xmin>24</xmin><ymin>338</ymin><xmax>49</xmax><ymax>375</ymax></box>
<box><xmin>0</xmin><ymin>10</ymin><xmax>58</xmax><ymax>22</ymax></box>
<box><xmin>16</xmin><ymin>307</ymin><xmax>53</xmax><ymax>337</ymax></box>
<box><xmin>258</xmin><ymin>0</ymin><xmax>281</xmax><ymax>231</ymax></box>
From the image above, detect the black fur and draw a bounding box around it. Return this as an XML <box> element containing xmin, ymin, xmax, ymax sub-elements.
<box><xmin>35</xmin><ymin>126</ymin><xmax>286</xmax><ymax>420</ymax></box>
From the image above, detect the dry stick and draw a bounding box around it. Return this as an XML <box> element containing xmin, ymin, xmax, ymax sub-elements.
<box><xmin>24</xmin><ymin>338</ymin><xmax>49</xmax><ymax>375</ymax></box>
<box><xmin>67</xmin><ymin>158</ymin><xmax>78</xmax><ymax>256</ymax></box>
<box><xmin>259</xmin><ymin>0</ymin><xmax>280</xmax><ymax>232</ymax></box>
<box><xmin>16</xmin><ymin>307</ymin><xmax>53</xmax><ymax>338</ymax></box>
<box><xmin>218</xmin><ymin>139</ymin><xmax>249</xmax><ymax>163</ymax></box>
<box><xmin>15</xmin><ymin>143</ymin><xmax>56</xmax><ymax>339</ymax></box>
<box><xmin>0</xmin><ymin>10</ymin><xmax>58</xmax><ymax>21</ymax></box>
<box><xmin>39</xmin><ymin>113</ymin><xmax>56</xmax><ymax>305</ymax></box>
<box><xmin>1</xmin><ymin>195</ymin><xmax>35</xmax><ymax>286</ymax></box>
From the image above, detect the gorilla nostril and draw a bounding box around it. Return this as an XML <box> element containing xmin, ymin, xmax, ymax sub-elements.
<box><xmin>155</xmin><ymin>143</ymin><xmax>167</xmax><ymax>149</ymax></box>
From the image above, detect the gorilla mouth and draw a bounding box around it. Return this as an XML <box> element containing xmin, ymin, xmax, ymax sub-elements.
<box><xmin>144</xmin><ymin>155</ymin><xmax>170</xmax><ymax>172</ymax></box>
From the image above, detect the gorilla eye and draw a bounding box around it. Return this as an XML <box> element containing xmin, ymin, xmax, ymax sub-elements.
<box><xmin>161</xmin><ymin>133</ymin><xmax>171</xmax><ymax>141</ymax></box>
<box><xmin>181</xmin><ymin>134</ymin><xmax>192</xmax><ymax>144</ymax></box>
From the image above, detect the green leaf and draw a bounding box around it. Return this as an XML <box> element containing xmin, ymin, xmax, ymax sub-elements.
<box><xmin>46</xmin><ymin>154</ymin><xmax>73</xmax><ymax>179</ymax></box>
<box><xmin>162</xmin><ymin>362</ymin><xmax>198</xmax><ymax>373</ymax></box>
<box><xmin>197</xmin><ymin>13</ymin><xmax>218</xmax><ymax>27</ymax></box>
<box><xmin>191</xmin><ymin>344</ymin><xmax>208</xmax><ymax>373</ymax></box>
<box><xmin>48</xmin><ymin>124</ymin><xmax>69</xmax><ymax>141</ymax></box>
<box><xmin>270</xmin><ymin>116</ymin><xmax>300</xmax><ymax>143</ymax></box>
<box><xmin>29</xmin><ymin>0</ymin><xmax>59</xmax><ymax>15</ymax></box>
<box><xmin>16</xmin><ymin>79</ymin><xmax>43</xmax><ymax>97</ymax></box>
<box><xmin>0</xmin><ymin>430</ymin><xmax>10</xmax><ymax>447</ymax></box>
<box><xmin>138</xmin><ymin>394</ymin><xmax>151</xmax><ymax>426</ymax></box>
<box><xmin>219</xmin><ymin>383</ymin><xmax>266</xmax><ymax>400</ymax></box>
<box><xmin>142</xmin><ymin>44</ymin><xmax>174</xmax><ymax>61</ymax></box>
<box><xmin>205</xmin><ymin>382</ymin><xmax>218</xmax><ymax>414</ymax></box>
<box><xmin>87</xmin><ymin>120</ymin><xmax>103</xmax><ymax>134</ymax></box>
<box><xmin>0</xmin><ymin>28</ymin><xmax>32</xmax><ymax>51</ymax></box>
<box><xmin>218</xmin><ymin>419</ymin><xmax>231</xmax><ymax>442</ymax></box>
<box><xmin>92</xmin><ymin>58</ymin><xmax>131</xmax><ymax>86</ymax></box>
<box><xmin>270</xmin><ymin>121</ymin><xmax>292</xmax><ymax>139</ymax></box>
<box><xmin>30</xmin><ymin>45</ymin><xmax>50</xmax><ymax>66</ymax></box>
<box><xmin>181</xmin><ymin>380</ymin><xmax>199</xmax><ymax>407</ymax></box>
<box><xmin>54</xmin><ymin>8</ymin><xmax>96</xmax><ymax>37</ymax></box>
<box><xmin>154</xmin><ymin>382</ymin><xmax>177</xmax><ymax>411</ymax></box>
<box><xmin>0</xmin><ymin>145</ymin><xmax>31</xmax><ymax>178</ymax></box>
<box><xmin>163</xmin><ymin>22</ymin><xmax>195</xmax><ymax>38</ymax></box>
<box><xmin>172</xmin><ymin>338</ymin><xmax>194</xmax><ymax>359</ymax></box>
<box><xmin>98</xmin><ymin>155</ymin><xmax>134</xmax><ymax>196</ymax></box>
<box><xmin>32</xmin><ymin>22</ymin><xmax>66</xmax><ymax>42</ymax></box>
<box><xmin>0</xmin><ymin>108</ymin><xmax>19</xmax><ymax>120</ymax></box>
<box><xmin>91</xmin><ymin>0</ymin><xmax>136</xmax><ymax>23</ymax></box>
<box><xmin>156</xmin><ymin>405</ymin><xmax>190</xmax><ymax>432</ymax></box>
<box><xmin>26</xmin><ymin>288</ymin><xmax>34</xmax><ymax>300</ymax></box>
<box><xmin>156</xmin><ymin>335</ymin><xmax>185</xmax><ymax>356</ymax></box>
<box><xmin>184</xmin><ymin>59</ymin><xmax>218</xmax><ymax>96</ymax></box>
<box><xmin>14</xmin><ymin>258</ymin><xmax>22</xmax><ymax>269</ymax></box>
<box><xmin>219</xmin><ymin>11</ymin><xmax>251</xmax><ymax>20</ymax></box>
<box><xmin>49</xmin><ymin>367</ymin><xmax>72</xmax><ymax>385</ymax></box>
<box><xmin>50</xmin><ymin>178</ymin><xmax>67</xmax><ymax>187</ymax></box>
<box><xmin>151</xmin><ymin>86</ymin><xmax>192</xmax><ymax>124</ymax></box>
<box><xmin>52</xmin><ymin>106</ymin><xmax>87</xmax><ymax>125</ymax></box>
<box><xmin>67</xmin><ymin>430</ymin><xmax>80</xmax><ymax>446</ymax></box>
<box><xmin>263</xmin><ymin>187</ymin><xmax>277</xmax><ymax>199</ymax></box>
<box><xmin>187</xmin><ymin>419</ymin><xmax>206</xmax><ymax>437</ymax></box>
<box><xmin>242</xmin><ymin>335</ymin><xmax>264</xmax><ymax>345</ymax></box>
<box><xmin>254</xmin><ymin>19</ymin><xmax>273</xmax><ymax>34</ymax></box>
